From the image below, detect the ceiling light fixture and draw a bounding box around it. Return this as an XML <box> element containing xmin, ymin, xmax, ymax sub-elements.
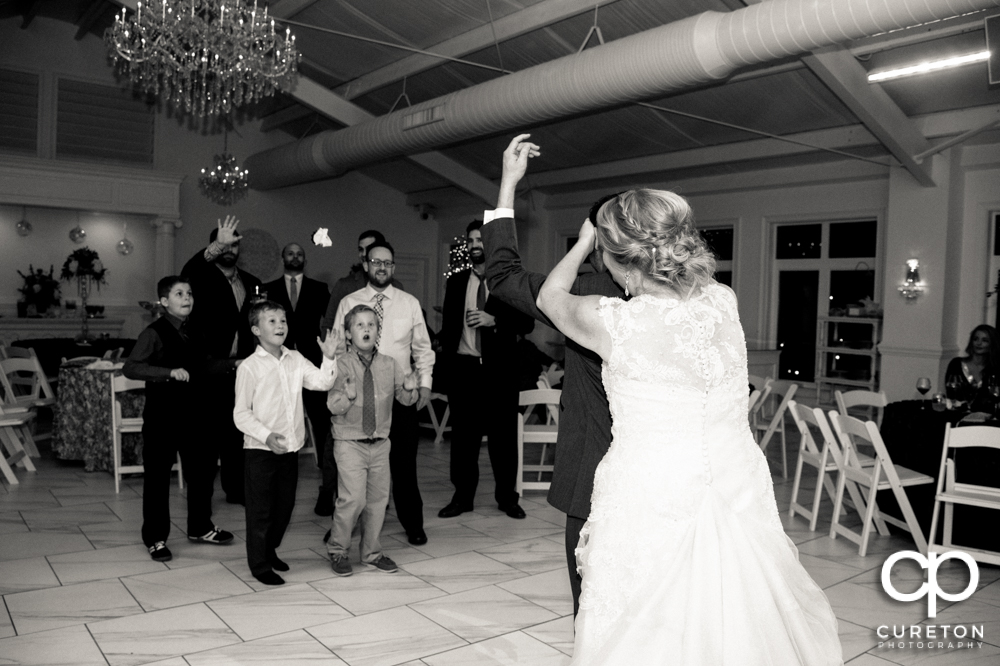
<box><xmin>199</xmin><ymin>129</ymin><xmax>249</xmax><ymax>206</ymax></box>
<box><xmin>106</xmin><ymin>0</ymin><xmax>299</xmax><ymax>118</ymax></box>
<box><xmin>868</xmin><ymin>50</ymin><xmax>990</xmax><ymax>83</ymax></box>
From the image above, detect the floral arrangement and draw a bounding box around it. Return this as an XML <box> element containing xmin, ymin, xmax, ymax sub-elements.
<box><xmin>61</xmin><ymin>247</ymin><xmax>108</xmax><ymax>288</ymax></box>
<box><xmin>17</xmin><ymin>265</ymin><xmax>61</xmax><ymax>310</ymax></box>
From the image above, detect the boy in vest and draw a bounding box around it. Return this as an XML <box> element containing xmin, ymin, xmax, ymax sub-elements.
<box><xmin>233</xmin><ymin>301</ymin><xmax>342</xmax><ymax>585</ymax></box>
<box><xmin>124</xmin><ymin>276</ymin><xmax>239</xmax><ymax>563</ymax></box>
<box><xmin>325</xmin><ymin>304</ymin><xmax>419</xmax><ymax>576</ymax></box>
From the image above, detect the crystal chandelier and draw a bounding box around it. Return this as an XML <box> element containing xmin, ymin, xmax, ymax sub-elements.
<box><xmin>199</xmin><ymin>130</ymin><xmax>249</xmax><ymax>205</ymax></box>
<box><xmin>106</xmin><ymin>0</ymin><xmax>299</xmax><ymax>118</ymax></box>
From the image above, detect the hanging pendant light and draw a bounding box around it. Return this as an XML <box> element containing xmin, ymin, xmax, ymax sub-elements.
<box><xmin>117</xmin><ymin>222</ymin><xmax>135</xmax><ymax>256</ymax></box>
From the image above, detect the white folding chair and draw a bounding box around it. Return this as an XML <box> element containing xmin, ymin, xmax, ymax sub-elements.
<box><xmin>418</xmin><ymin>392</ymin><xmax>451</xmax><ymax>444</ymax></box>
<box><xmin>787</xmin><ymin>402</ymin><xmax>841</xmax><ymax>530</ymax></box>
<box><xmin>835</xmin><ymin>389</ymin><xmax>888</xmax><ymax>429</ymax></box>
<box><xmin>0</xmin><ymin>356</ymin><xmax>55</xmax><ymax>454</ymax></box>
<box><xmin>928</xmin><ymin>425</ymin><xmax>1000</xmax><ymax>566</ymax></box>
<box><xmin>110</xmin><ymin>375</ymin><xmax>182</xmax><ymax>494</ymax></box>
<box><xmin>517</xmin><ymin>388</ymin><xmax>561</xmax><ymax>493</ymax></box>
<box><xmin>301</xmin><ymin>413</ymin><xmax>319</xmax><ymax>464</ymax></box>
<box><xmin>828</xmin><ymin>411</ymin><xmax>932</xmax><ymax>556</ymax></box>
<box><xmin>748</xmin><ymin>383</ymin><xmax>772</xmax><ymax>430</ymax></box>
<box><xmin>2</xmin><ymin>346</ymin><xmax>58</xmax><ymax>391</ymax></box>
<box><xmin>103</xmin><ymin>347</ymin><xmax>124</xmax><ymax>362</ymax></box>
<box><xmin>0</xmin><ymin>403</ymin><xmax>37</xmax><ymax>485</ymax></box>
<box><xmin>755</xmin><ymin>381</ymin><xmax>797</xmax><ymax>478</ymax></box>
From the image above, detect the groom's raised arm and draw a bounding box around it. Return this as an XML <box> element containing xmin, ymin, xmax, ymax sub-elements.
<box><xmin>481</xmin><ymin>215</ymin><xmax>556</xmax><ymax>328</ymax></box>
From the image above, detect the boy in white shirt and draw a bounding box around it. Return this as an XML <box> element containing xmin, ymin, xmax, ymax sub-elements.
<box><xmin>234</xmin><ymin>300</ymin><xmax>342</xmax><ymax>585</ymax></box>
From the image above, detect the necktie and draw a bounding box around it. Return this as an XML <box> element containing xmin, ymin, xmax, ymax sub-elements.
<box><xmin>475</xmin><ymin>273</ymin><xmax>486</xmax><ymax>355</ymax></box>
<box><xmin>373</xmin><ymin>293</ymin><xmax>385</xmax><ymax>350</ymax></box>
<box><xmin>361</xmin><ymin>354</ymin><xmax>376</xmax><ymax>436</ymax></box>
<box><xmin>289</xmin><ymin>277</ymin><xmax>298</xmax><ymax>311</ymax></box>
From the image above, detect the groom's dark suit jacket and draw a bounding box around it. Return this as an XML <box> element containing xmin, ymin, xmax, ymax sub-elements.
<box><xmin>482</xmin><ymin>215</ymin><xmax>623</xmax><ymax>520</ymax></box>
<box><xmin>263</xmin><ymin>275</ymin><xmax>330</xmax><ymax>367</ymax></box>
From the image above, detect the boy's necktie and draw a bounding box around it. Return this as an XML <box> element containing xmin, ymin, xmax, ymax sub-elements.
<box><xmin>289</xmin><ymin>277</ymin><xmax>298</xmax><ymax>311</ymax></box>
<box><xmin>360</xmin><ymin>355</ymin><xmax>376</xmax><ymax>436</ymax></box>
<box><xmin>373</xmin><ymin>293</ymin><xmax>385</xmax><ymax>349</ymax></box>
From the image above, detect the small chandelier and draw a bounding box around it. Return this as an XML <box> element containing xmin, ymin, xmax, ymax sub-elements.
<box><xmin>105</xmin><ymin>0</ymin><xmax>299</xmax><ymax>118</ymax></box>
<box><xmin>199</xmin><ymin>130</ymin><xmax>249</xmax><ymax>205</ymax></box>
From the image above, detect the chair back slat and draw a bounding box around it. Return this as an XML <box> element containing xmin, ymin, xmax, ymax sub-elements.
<box><xmin>519</xmin><ymin>388</ymin><xmax>561</xmax><ymax>408</ymax></box>
<box><xmin>944</xmin><ymin>425</ymin><xmax>1000</xmax><ymax>450</ymax></box>
<box><xmin>835</xmin><ymin>389</ymin><xmax>888</xmax><ymax>427</ymax></box>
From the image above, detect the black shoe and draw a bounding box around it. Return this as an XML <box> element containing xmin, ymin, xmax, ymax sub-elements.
<box><xmin>407</xmin><ymin>529</ymin><xmax>428</xmax><ymax>546</ymax></box>
<box><xmin>188</xmin><ymin>526</ymin><xmax>235</xmax><ymax>545</ymax></box>
<box><xmin>270</xmin><ymin>557</ymin><xmax>289</xmax><ymax>572</ymax></box>
<box><xmin>253</xmin><ymin>571</ymin><xmax>285</xmax><ymax>586</ymax></box>
<box><xmin>499</xmin><ymin>503</ymin><xmax>526</xmax><ymax>519</ymax></box>
<box><xmin>148</xmin><ymin>541</ymin><xmax>172</xmax><ymax>562</ymax></box>
<box><xmin>314</xmin><ymin>489</ymin><xmax>334</xmax><ymax>517</ymax></box>
<box><xmin>438</xmin><ymin>502</ymin><xmax>473</xmax><ymax>518</ymax></box>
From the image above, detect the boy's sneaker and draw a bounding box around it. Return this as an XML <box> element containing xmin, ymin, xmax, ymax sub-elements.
<box><xmin>148</xmin><ymin>542</ymin><xmax>172</xmax><ymax>562</ymax></box>
<box><xmin>367</xmin><ymin>555</ymin><xmax>398</xmax><ymax>574</ymax></box>
<box><xmin>330</xmin><ymin>554</ymin><xmax>353</xmax><ymax>577</ymax></box>
<box><xmin>188</xmin><ymin>526</ymin><xmax>234</xmax><ymax>545</ymax></box>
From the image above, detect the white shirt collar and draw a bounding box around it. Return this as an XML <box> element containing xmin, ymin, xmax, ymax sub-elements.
<box><xmin>363</xmin><ymin>282</ymin><xmax>395</xmax><ymax>300</ymax></box>
<box><xmin>254</xmin><ymin>344</ymin><xmax>290</xmax><ymax>361</ymax></box>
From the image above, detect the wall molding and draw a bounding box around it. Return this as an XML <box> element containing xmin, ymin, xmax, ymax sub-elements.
<box><xmin>0</xmin><ymin>154</ymin><xmax>184</xmax><ymax>218</ymax></box>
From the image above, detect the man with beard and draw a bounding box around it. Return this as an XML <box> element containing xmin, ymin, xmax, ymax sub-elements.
<box><xmin>263</xmin><ymin>243</ymin><xmax>333</xmax><ymax>515</ymax></box>
<box><xmin>181</xmin><ymin>216</ymin><xmax>262</xmax><ymax>505</ymax></box>
<box><xmin>322</xmin><ymin>230</ymin><xmax>404</xmax><ymax>332</ymax></box>
<box><xmin>330</xmin><ymin>241</ymin><xmax>435</xmax><ymax>545</ymax></box>
<box><xmin>438</xmin><ymin>221</ymin><xmax>533</xmax><ymax>520</ymax></box>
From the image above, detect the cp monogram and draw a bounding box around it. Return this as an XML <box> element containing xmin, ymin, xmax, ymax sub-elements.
<box><xmin>882</xmin><ymin>550</ymin><xmax>979</xmax><ymax>617</ymax></box>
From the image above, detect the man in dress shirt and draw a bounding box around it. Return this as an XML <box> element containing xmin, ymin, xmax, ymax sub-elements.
<box><xmin>438</xmin><ymin>220</ymin><xmax>534</xmax><ymax>520</ymax></box>
<box><xmin>331</xmin><ymin>241</ymin><xmax>435</xmax><ymax>545</ymax></box>
<box><xmin>321</xmin><ymin>230</ymin><xmax>404</xmax><ymax>332</ymax></box>
<box><xmin>262</xmin><ymin>244</ymin><xmax>334</xmax><ymax>515</ymax></box>
<box><xmin>481</xmin><ymin>134</ymin><xmax>623</xmax><ymax>615</ymax></box>
<box><xmin>181</xmin><ymin>215</ymin><xmax>262</xmax><ymax>505</ymax></box>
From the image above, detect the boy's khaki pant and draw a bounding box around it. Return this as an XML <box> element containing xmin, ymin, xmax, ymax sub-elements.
<box><xmin>327</xmin><ymin>438</ymin><xmax>391</xmax><ymax>563</ymax></box>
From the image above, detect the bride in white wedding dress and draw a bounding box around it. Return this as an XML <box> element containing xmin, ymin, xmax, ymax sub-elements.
<box><xmin>528</xmin><ymin>140</ymin><xmax>843</xmax><ymax>665</ymax></box>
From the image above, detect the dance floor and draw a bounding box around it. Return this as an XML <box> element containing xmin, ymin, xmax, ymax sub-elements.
<box><xmin>1</xmin><ymin>428</ymin><xmax>999</xmax><ymax>665</ymax></box>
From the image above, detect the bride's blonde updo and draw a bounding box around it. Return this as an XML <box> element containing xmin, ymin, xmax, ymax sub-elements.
<box><xmin>595</xmin><ymin>189</ymin><xmax>716</xmax><ymax>291</ymax></box>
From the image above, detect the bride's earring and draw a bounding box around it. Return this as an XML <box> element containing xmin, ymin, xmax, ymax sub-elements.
<box><xmin>624</xmin><ymin>271</ymin><xmax>630</xmax><ymax>298</ymax></box>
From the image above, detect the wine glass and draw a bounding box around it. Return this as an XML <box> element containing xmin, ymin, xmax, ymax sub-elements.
<box><xmin>916</xmin><ymin>377</ymin><xmax>931</xmax><ymax>409</ymax></box>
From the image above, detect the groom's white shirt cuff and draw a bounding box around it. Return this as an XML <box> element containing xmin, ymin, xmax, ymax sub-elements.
<box><xmin>482</xmin><ymin>208</ymin><xmax>514</xmax><ymax>224</ymax></box>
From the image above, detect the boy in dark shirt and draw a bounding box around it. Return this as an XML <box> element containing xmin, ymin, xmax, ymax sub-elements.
<box><xmin>123</xmin><ymin>276</ymin><xmax>237</xmax><ymax>562</ymax></box>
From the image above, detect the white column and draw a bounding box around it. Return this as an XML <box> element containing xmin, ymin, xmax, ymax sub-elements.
<box><xmin>151</xmin><ymin>217</ymin><xmax>183</xmax><ymax>278</ymax></box>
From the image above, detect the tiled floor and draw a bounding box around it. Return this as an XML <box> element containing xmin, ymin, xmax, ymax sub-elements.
<box><xmin>2</xmin><ymin>425</ymin><xmax>1000</xmax><ymax>665</ymax></box>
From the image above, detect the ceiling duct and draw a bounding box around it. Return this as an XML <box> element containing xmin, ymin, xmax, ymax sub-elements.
<box><xmin>246</xmin><ymin>0</ymin><xmax>1000</xmax><ymax>191</ymax></box>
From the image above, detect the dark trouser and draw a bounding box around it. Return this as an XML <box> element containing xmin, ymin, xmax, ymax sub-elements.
<box><xmin>447</xmin><ymin>354</ymin><xmax>519</xmax><ymax>508</ymax></box>
<box><xmin>304</xmin><ymin>388</ymin><xmax>331</xmax><ymax>471</ymax></box>
<box><xmin>566</xmin><ymin>514</ymin><xmax>586</xmax><ymax>617</ymax></box>
<box><xmin>140</xmin><ymin>422</ymin><xmax>216</xmax><ymax>546</ymax></box>
<box><xmin>388</xmin><ymin>399</ymin><xmax>423</xmax><ymax>535</ymax></box>
<box><xmin>205</xmin><ymin>374</ymin><xmax>244</xmax><ymax>503</ymax></box>
<box><xmin>244</xmin><ymin>449</ymin><xmax>298</xmax><ymax>576</ymax></box>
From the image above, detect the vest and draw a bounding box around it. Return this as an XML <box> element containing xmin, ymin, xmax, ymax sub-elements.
<box><xmin>142</xmin><ymin>316</ymin><xmax>206</xmax><ymax>423</ymax></box>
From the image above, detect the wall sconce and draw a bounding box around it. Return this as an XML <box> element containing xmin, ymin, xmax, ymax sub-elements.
<box><xmin>898</xmin><ymin>258</ymin><xmax>924</xmax><ymax>300</ymax></box>
<box><xmin>15</xmin><ymin>206</ymin><xmax>31</xmax><ymax>236</ymax></box>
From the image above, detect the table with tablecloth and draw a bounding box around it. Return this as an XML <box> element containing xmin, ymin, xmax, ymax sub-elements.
<box><xmin>878</xmin><ymin>400</ymin><xmax>1000</xmax><ymax>553</ymax></box>
<box><xmin>50</xmin><ymin>359</ymin><xmax>144</xmax><ymax>472</ymax></box>
<box><xmin>12</xmin><ymin>337</ymin><xmax>136</xmax><ymax>379</ymax></box>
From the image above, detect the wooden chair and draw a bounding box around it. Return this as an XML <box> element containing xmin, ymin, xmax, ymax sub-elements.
<box><xmin>928</xmin><ymin>425</ymin><xmax>1000</xmax><ymax>566</ymax></box>
<box><xmin>517</xmin><ymin>388</ymin><xmax>561</xmax><ymax>493</ymax></box>
<box><xmin>0</xmin><ymin>356</ymin><xmax>55</xmax><ymax>454</ymax></box>
<box><xmin>787</xmin><ymin>402</ymin><xmax>841</xmax><ymax>530</ymax></box>
<box><xmin>0</xmin><ymin>403</ymin><xmax>36</xmax><ymax>485</ymax></box>
<box><xmin>755</xmin><ymin>381</ymin><xmax>796</xmax><ymax>478</ymax></box>
<box><xmin>418</xmin><ymin>392</ymin><xmax>451</xmax><ymax>444</ymax></box>
<box><xmin>828</xmin><ymin>411</ymin><xmax>932</xmax><ymax>556</ymax></box>
<box><xmin>748</xmin><ymin>383</ymin><xmax>772</xmax><ymax>431</ymax></box>
<box><xmin>300</xmin><ymin>413</ymin><xmax>319</xmax><ymax>464</ymax></box>
<box><xmin>110</xmin><ymin>375</ymin><xmax>182</xmax><ymax>493</ymax></box>
<box><xmin>1</xmin><ymin>346</ymin><xmax>58</xmax><ymax>391</ymax></box>
<box><xmin>835</xmin><ymin>389</ymin><xmax>888</xmax><ymax>429</ymax></box>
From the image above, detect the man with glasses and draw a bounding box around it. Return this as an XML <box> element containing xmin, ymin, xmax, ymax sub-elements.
<box><xmin>330</xmin><ymin>241</ymin><xmax>435</xmax><ymax>545</ymax></box>
<box><xmin>322</xmin><ymin>230</ymin><xmax>404</xmax><ymax>332</ymax></box>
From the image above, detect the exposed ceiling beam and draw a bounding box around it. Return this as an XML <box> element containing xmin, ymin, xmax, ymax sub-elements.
<box><xmin>525</xmin><ymin>105</ymin><xmax>1000</xmax><ymax>188</ymax></box>
<box><xmin>75</xmin><ymin>0</ymin><xmax>107</xmax><ymax>40</ymax></box>
<box><xmin>801</xmin><ymin>47</ymin><xmax>934</xmax><ymax>186</ymax></box>
<box><xmin>334</xmin><ymin>0</ymin><xmax>626</xmax><ymax>100</ymax></box>
<box><xmin>110</xmin><ymin>0</ymin><xmax>499</xmax><ymax>203</ymax></box>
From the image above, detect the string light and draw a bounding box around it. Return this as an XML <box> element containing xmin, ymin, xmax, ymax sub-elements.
<box><xmin>443</xmin><ymin>236</ymin><xmax>472</xmax><ymax>278</ymax></box>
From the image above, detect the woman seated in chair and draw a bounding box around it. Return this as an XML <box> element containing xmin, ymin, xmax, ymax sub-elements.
<box><xmin>946</xmin><ymin>324</ymin><xmax>1000</xmax><ymax>411</ymax></box>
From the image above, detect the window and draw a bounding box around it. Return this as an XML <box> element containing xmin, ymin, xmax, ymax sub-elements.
<box><xmin>771</xmin><ymin>219</ymin><xmax>880</xmax><ymax>382</ymax></box>
<box><xmin>56</xmin><ymin>78</ymin><xmax>154</xmax><ymax>165</ymax></box>
<box><xmin>0</xmin><ymin>68</ymin><xmax>39</xmax><ymax>155</ymax></box>
<box><xmin>702</xmin><ymin>226</ymin><xmax>734</xmax><ymax>287</ymax></box>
